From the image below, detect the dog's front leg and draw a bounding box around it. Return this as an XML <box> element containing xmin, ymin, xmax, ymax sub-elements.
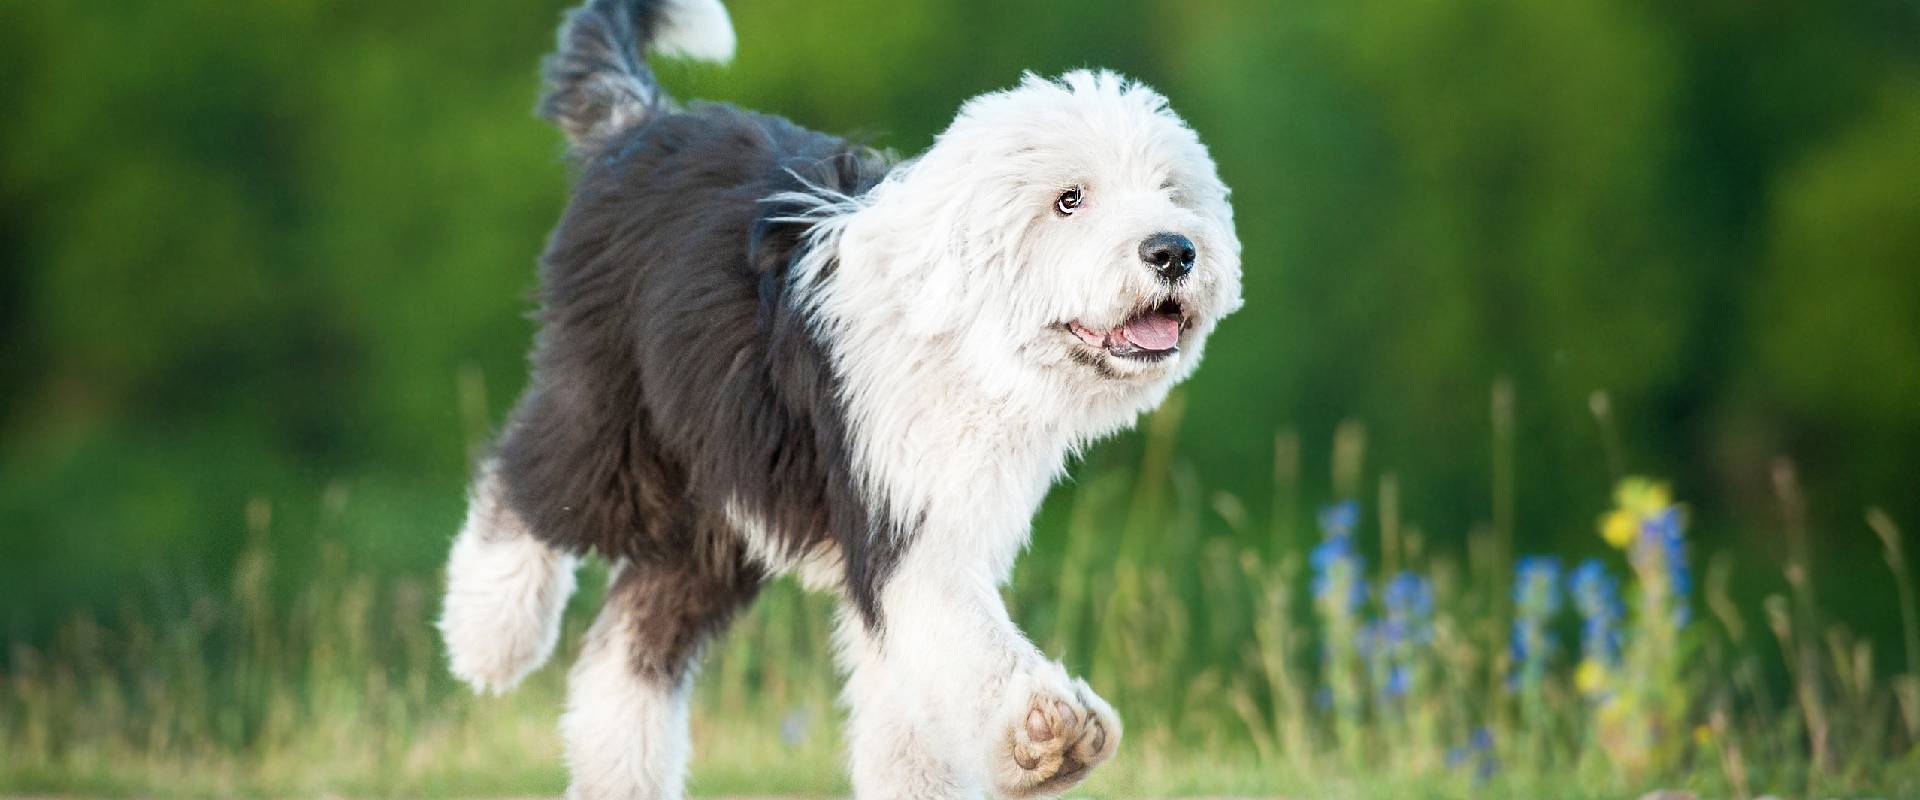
<box><xmin>837</xmin><ymin>540</ymin><xmax>1120</xmax><ymax>799</ymax></box>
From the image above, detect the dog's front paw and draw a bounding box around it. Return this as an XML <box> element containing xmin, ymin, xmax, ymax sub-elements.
<box><xmin>992</xmin><ymin>670</ymin><xmax>1120</xmax><ymax>798</ymax></box>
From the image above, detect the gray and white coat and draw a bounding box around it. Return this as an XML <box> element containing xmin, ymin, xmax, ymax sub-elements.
<box><xmin>437</xmin><ymin>1</ymin><xmax>1243</xmax><ymax>797</ymax></box>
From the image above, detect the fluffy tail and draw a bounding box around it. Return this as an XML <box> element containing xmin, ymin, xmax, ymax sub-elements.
<box><xmin>537</xmin><ymin>0</ymin><xmax>735</xmax><ymax>153</ymax></box>
<box><xmin>438</xmin><ymin>468</ymin><xmax>580</xmax><ymax>695</ymax></box>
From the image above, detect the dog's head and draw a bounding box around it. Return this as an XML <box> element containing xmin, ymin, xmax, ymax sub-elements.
<box><xmin>830</xmin><ymin>71</ymin><xmax>1241</xmax><ymax>426</ymax></box>
<box><xmin>855</xmin><ymin>71</ymin><xmax>1240</xmax><ymax>395</ymax></box>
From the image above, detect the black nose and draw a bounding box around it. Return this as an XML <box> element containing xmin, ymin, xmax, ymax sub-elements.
<box><xmin>1138</xmin><ymin>232</ymin><xmax>1196</xmax><ymax>281</ymax></box>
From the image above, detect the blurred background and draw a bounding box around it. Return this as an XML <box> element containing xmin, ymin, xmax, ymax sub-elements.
<box><xmin>2</xmin><ymin>0</ymin><xmax>1918</xmax><ymax>794</ymax></box>
<box><xmin>6</xmin><ymin>0</ymin><xmax>1916</xmax><ymax>644</ymax></box>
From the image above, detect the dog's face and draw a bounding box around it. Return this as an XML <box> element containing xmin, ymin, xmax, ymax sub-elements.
<box><xmin>854</xmin><ymin>72</ymin><xmax>1241</xmax><ymax>409</ymax></box>
<box><xmin>990</xmin><ymin>73</ymin><xmax>1241</xmax><ymax>389</ymax></box>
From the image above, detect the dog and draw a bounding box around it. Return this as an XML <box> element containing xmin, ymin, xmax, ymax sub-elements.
<box><xmin>436</xmin><ymin>0</ymin><xmax>1242</xmax><ymax>797</ymax></box>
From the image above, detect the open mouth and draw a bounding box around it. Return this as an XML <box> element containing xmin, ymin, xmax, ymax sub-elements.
<box><xmin>1065</xmin><ymin>298</ymin><xmax>1189</xmax><ymax>363</ymax></box>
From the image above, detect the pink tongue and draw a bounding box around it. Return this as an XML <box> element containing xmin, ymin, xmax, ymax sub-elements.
<box><xmin>1121</xmin><ymin>313</ymin><xmax>1181</xmax><ymax>351</ymax></box>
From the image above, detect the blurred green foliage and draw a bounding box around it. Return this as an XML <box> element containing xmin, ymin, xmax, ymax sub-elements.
<box><xmin>2</xmin><ymin>0</ymin><xmax>1917</xmax><ymax>641</ymax></box>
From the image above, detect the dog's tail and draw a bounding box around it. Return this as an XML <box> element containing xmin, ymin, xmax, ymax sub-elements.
<box><xmin>537</xmin><ymin>0</ymin><xmax>735</xmax><ymax>154</ymax></box>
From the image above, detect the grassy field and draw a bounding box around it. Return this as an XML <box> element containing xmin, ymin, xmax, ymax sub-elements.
<box><xmin>5</xmin><ymin>395</ymin><xmax>1920</xmax><ymax>798</ymax></box>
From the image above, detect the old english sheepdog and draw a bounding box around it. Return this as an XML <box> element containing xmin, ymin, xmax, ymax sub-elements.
<box><xmin>436</xmin><ymin>0</ymin><xmax>1242</xmax><ymax>797</ymax></box>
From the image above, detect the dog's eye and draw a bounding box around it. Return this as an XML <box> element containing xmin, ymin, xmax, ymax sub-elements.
<box><xmin>1054</xmin><ymin>187</ymin><xmax>1084</xmax><ymax>216</ymax></box>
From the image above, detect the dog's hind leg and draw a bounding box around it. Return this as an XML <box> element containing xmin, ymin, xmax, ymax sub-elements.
<box><xmin>562</xmin><ymin>538</ymin><xmax>764</xmax><ymax>800</ymax></box>
<box><xmin>439</xmin><ymin>464</ymin><xmax>581</xmax><ymax>695</ymax></box>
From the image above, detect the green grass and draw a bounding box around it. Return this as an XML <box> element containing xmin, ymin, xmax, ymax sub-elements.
<box><xmin>6</xmin><ymin>395</ymin><xmax>1920</xmax><ymax>797</ymax></box>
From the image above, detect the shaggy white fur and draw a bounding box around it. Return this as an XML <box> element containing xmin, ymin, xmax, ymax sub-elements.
<box><xmin>561</xmin><ymin>563</ymin><xmax>695</xmax><ymax>800</ymax></box>
<box><xmin>786</xmin><ymin>69</ymin><xmax>1238</xmax><ymax>798</ymax></box>
<box><xmin>438</xmin><ymin>467</ymin><xmax>578</xmax><ymax>695</ymax></box>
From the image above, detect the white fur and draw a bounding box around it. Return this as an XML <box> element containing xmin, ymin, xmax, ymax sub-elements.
<box><xmin>832</xmin><ymin>523</ymin><xmax>1123</xmax><ymax>797</ymax></box>
<box><xmin>650</xmin><ymin>0</ymin><xmax>736</xmax><ymax>63</ymax></box>
<box><xmin>783</xmin><ymin>71</ymin><xmax>1237</xmax><ymax>797</ymax></box>
<box><xmin>562</xmin><ymin>565</ymin><xmax>695</xmax><ymax>800</ymax></box>
<box><xmin>439</xmin><ymin>467</ymin><xmax>580</xmax><ymax>695</ymax></box>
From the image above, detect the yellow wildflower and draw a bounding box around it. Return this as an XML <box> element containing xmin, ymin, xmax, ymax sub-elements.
<box><xmin>1614</xmin><ymin>477</ymin><xmax>1672</xmax><ymax>516</ymax></box>
<box><xmin>1601</xmin><ymin>476</ymin><xmax>1673</xmax><ymax>549</ymax></box>
<box><xmin>1575</xmin><ymin>660</ymin><xmax>1609</xmax><ymax>694</ymax></box>
<box><xmin>1601</xmin><ymin>509</ymin><xmax>1638</xmax><ymax>549</ymax></box>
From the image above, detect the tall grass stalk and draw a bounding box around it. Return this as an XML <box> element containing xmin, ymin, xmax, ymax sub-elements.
<box><xmin>1868</xmin><ymin>509</ymin><xmax>1920</xmax><ymax>701</ymax></box>
<box><xmin>1771</xmin><ymin>458</ymin><xmax>1832</xmax><ymax>780</ymax></box>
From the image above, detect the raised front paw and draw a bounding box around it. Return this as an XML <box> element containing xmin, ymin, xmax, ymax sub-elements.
<box><xmin>993</xmin><ymin>673</ymin><xmax>1120</xmax><ymax>798</ymax></box>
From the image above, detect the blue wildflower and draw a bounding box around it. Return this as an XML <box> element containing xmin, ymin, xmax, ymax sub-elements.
<box><xmin>1513</xmin><ymin>556</ymin><xmax>1563</xmax><ymax>615</ymax></box>
<box><xmin>1383</xmin><ymin>571</ymin><xmax>1435</xmax><ymax>643</ymax></box>
<box><xmin>1312</xmin><ymin>501</ymin><xmax>1370</xmax><ymax>719</ymax></box>
<box><xmin>1319</xmin><ymin>499</ymin><xmax>1360</xmax><ymax>539</ymax></box>
<box><xmin>1366</xmin><ymin>571</ymin><xmax>1434</xmax><ymax>703</ymax></box>
<box><xmin>1634</xmin><ymin>506</ymin><xmax>1691</xmax><ymax>627</ymax></box>
<box><xmin>1569</xmin><ymin>559</ymin><xmax>1624</xmax><ymax>667</ymax></box>
<box><xmin>1383</xmin><ymin>665</ymin><xmax>1412</xmax><ymax>698</ymax></box>
<box><xmin>1447</xmin><ymin>727</ymin><xmax>1499</xmax><ymax>784</ymax></box>
<box><xmin>1310</xmin><ymin>529</ymin><xmax>1355</xmax><ymax>573</ymax></box>
<box><xmin>1310</xmin><ymin>512</ymin><xmax>1367</xmax><ymax>614</ymax></box>
<box><xmin>1510</xmin><ymin>556</ymin><xmax>1562</xmax><ymax>691</ymax></box>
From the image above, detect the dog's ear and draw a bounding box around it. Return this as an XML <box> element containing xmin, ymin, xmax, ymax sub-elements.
<box><xmin>538</xmin><ymin>0</ymin><xmax>734</xmax><ymax>154</ymax></box>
